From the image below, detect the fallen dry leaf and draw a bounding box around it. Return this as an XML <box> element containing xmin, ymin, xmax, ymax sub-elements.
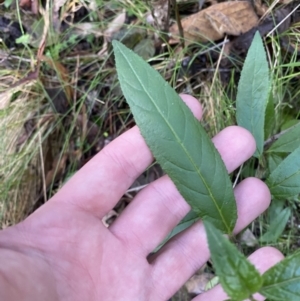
<box><xmin>104</xmin><ymin>11</ymin><xmax>126</xmax><ymax>39</ymax></box>
<box><xmin>169</xmin><ymin>1</ymin><xmax>258</xmax><ymax>45</ymax></box>
<box><xmin>102</xmin><ymin>210</ymin><xmax>118</xmax><ymax>227</ymax></box>
<box><xmin>52</xmin><ymin>0</ymin><xmax>68</xmax><ymax>31</ymax></box>
<box><xmin>16</xmin><ymin>114</ymin><xmax>54</xmax><ymax>149</ymax></box>
<box><xmin>98</xmin><ymin>11</ymin><xmax>126</xmax><ymax>56</ymax></box>
<box><xmin>240</xmin><ymin>228</ymin><xmax>258</xmax><ymax>247</ymax></box>
<box><xmin>44</xmin><ymin>153</ymin><xmax>68</xmax><ymax>189</ymax></box>
<box><xmin>230</xmin><ymin>7</ymin><xmax>292</xmax><ymax>55</ymax></box>
<box><xmin>41</xmin><ymin>57</ymin><xmax>74</xmax><ymax>110</ymax></box>
<box><xmin>252</xmin><ymin>0</ymin><xmax>268</xmax><ymax>16</ymax></box>
<box><xmin>7</xmin><ymin>69</ymin><xmax>39</xmax><ymax>90</ymax></box>
<box><xmin>151</xmin><ymin>0</ymin><xmax>170</xmax><ymax>32</ymax></box>
<box><xmin>20</xmin><ymin>0</ymin><xmax>38</xmax><ymax>13</ymax></box>
<box><xmin>185</xmin><ymin>273</ymin><xmax>214</xmax><ymax>295</ymax></box>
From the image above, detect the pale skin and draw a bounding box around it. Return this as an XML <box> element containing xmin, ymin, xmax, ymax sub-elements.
<box><xmin>0</xmin><ymin>95</ymin><xmax>284</xmax><ymax>301</ymax></box>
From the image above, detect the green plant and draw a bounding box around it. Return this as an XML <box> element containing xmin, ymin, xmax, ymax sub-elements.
<box><xmin>113</xmin><ymin>31</ymin><xmax>300</xmax><ymax>300</ymax></box>
<box><xmin>113</xmin><ymin>40</ymin><xmax>237</xmax><ymax>234</ymax></box>
<box><xmin>204</xmin><ymin>220</ymin><xmax>300</xmax><ymax>301</ymax></box>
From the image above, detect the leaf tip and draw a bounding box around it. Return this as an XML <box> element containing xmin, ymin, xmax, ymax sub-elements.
<box><xmin>112</xmin><ymin>39</ymin><xmax>121</xmax><ymax>54</ymax></box>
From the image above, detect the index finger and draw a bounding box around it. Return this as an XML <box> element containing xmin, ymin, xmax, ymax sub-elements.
<box><xmin>50</xmin><ymin>95</ymin><xmax>202</xmax><ymax>218</ymax></box>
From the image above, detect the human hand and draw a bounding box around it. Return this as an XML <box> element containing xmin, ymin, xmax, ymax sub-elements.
<box><xmin>0</xmin><ymin>95</ymin><xmax>283</xmax><ymax>301</ymax></box>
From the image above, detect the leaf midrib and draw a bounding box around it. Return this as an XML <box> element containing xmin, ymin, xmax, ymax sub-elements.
<box><xmin>270</xmin><ymin>168</ymin><xmax>300</xmax><ymax>190</ymax></box>
<box><xmin>261</xmin><ymin>274</ymin><xmax>300</xmax><ymax>293</ymax></box>
<box><xmin>118</xmin><ymin>46</ymin><xmax>230</xmax><ymax>232</ymax></box>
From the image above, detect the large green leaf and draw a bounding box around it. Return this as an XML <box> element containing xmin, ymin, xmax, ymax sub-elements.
<box><xmin>260</xmin><ymin>252</ymin><xmax>300</xmax><ymax>300</ymax></box>
<box><xmin>204</xmin><ymin>221</ymin><xmax>262</xmax><ymax>300</ymax></box>
<box><xmin>266</xmin><ymin>146</ymin><xmax>300</xmax><ymax>199</ymax></box>
<box><xmin>268</xmin><ymin>122</ymin><xmax>300</xmax><ymax>153</ymax></box>
<box><xmin>113</xmin><ymin>40</ymin><xmax>237</xmax><ymax>233</ymax></box>
<box><xmin>236</xmin><ymin>31</ymin><xmax>270</xmax><ymax>157</ymax></box>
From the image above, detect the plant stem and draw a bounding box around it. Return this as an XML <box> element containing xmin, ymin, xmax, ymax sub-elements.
<box><xmin>264</xmin><ymin>127</ymin><xmax>291</xmax><ymax>148</ymax></box>
<box><xmin>171</xmin><ymin>0</ymin><xmax>185</xmax><ymax>48</ymax></box>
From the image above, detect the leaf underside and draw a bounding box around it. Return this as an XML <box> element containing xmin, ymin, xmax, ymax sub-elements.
<box><xmin>113</xmin><ymin>40</ymin><xmax>237</xmax><ymax>233</ymax></box>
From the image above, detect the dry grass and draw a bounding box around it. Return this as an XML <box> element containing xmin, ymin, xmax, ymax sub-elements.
<box><xmin>0</xmin><ymin>82</ymin><xmax>43</xmax><ymax>226</ymax></box>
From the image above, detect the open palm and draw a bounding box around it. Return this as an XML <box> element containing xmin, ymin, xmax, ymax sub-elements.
<box><xmin>0</xmin><ymin>95</ymin><xmax>283</xmax><ymax>301</ymax></box>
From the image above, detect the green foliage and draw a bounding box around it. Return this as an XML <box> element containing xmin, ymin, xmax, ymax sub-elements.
<box><xmin>268</xmin><ymin>122</ymin><xmax>300</xmax><ymax>153</ymax></box>
<box><xmin>260</xmin><ymin>252</ymin><xmax>300</xmax><ymax>300</ymax></box>
<box><xmin>204</xmin><ymin>221</ymin><xmax>263</xmax><ymax>301</ymax></box>
<box><xmin>236</xmin><ymin>31</ymin><xmax>270</xmax><ymax>158</ymax></box>
<box><xmin>267</xmin><ymin>146</ymin><xmax>300</xmax><ymax>198</ymax></box>
<box><xmin>4</xmin><ymin>0</ymin><xmax>13</xmax><ymax>8</ymax></box>
<box><xmin>264</xmin><ymin>95</ymin><xmax>276</xmax><ymax>140</ymax></box>
<box><xmin>267</xmin><ymin>153</ymin><xmax>284</xmax><ymax>174</ymax></box>
<box><xmin>113</xmin><ymin>40</ymin><xmax>237</xmax><ymax>233</ymax></box>
<box><xmin>113</xmin><ymin>29</ymin><xmax>300</xmax><ymax>299</ymax></box>
<box><xmin>15</xmin><ymin>34</ymin><xmax>31</xmax><ymax>46</ymax></box>
<box><xmin>205</xmin><ymin>222</ymin><xmax>300</xmax><ymax>301</ymax></box>
<box><xmin>260</xmin><ymin>206</ymin><xmax>290</xmax><ymax>243</ymax></box>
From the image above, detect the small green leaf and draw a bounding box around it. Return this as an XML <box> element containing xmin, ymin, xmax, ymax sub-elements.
<box><xmin>16</xmin><ymin>34</ymin><xmax>31</xmax><ymax>45</ymax></box>
<box><xmin>236</xmin><ymin>31</ymin><xmax>270</xmax><ymax>157</ymax></box>
<box><xmin>260</xmin><ymin>251</ymin><xmax>300</xmax><ymax>300</ymax></box>
<box><xmin>267</xmin><ymin>146</ymin><xmax>300</xmax><ymax>199</ymax></box>
<box><xmin>260</xmin><ymin>207</ymin><xmax>290</xmax><ymax>243</ymax></box>
<box><xmin>204</xmin><ymin>221</ymin><xmax>263</xmax><ymax>300</ymax></box>
<box><xmin>113</xmin><ymin>41</ymin><xmax>237</xmax><ymax>233</ymax></box>
<box><xmin>4</xmin><ymin>0</ymin><xmax>13</xmax><ymax>8</ymax></box>
<box><xmin>268</xmin><ymin>122</ymin><xmax>300</xmax><ymax>153</ymax></box>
